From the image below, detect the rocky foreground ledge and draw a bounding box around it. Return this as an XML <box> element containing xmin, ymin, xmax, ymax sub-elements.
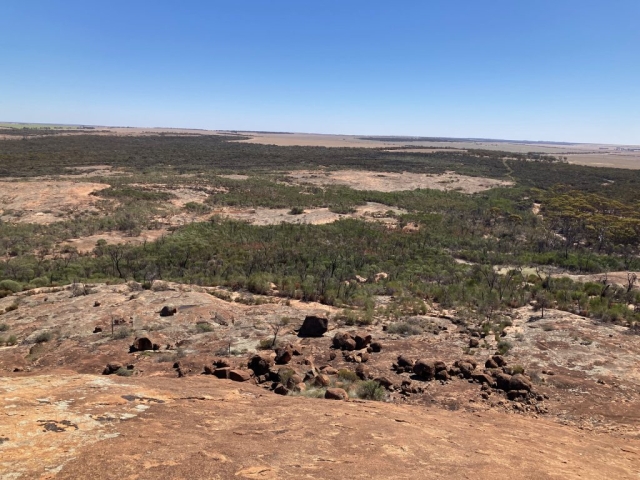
<box><xmin>1</xmin><ymin>373</ymin><xmax>638</xmax><ymax>479</ymax></box>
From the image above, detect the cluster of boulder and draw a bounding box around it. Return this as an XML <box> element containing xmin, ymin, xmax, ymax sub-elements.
<box><xmin>392</xmin><ymin>354</ymin><xmax>543</xmax><ymax>404</ymax></box>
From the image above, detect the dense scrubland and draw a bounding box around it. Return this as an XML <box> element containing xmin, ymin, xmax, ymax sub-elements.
<box><xmin>1</xmin><ymin>132</ymin><xmax>639</xmax><ymax>329</ymax></box>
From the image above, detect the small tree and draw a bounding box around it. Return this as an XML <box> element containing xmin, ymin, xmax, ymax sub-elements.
<box><xmin>534</xmin><ymin>292</ymin><xmax>551</xmax><ymax>318</ymax></box>
<box><xmin>268</xmin><ymin>317</ymin><xmax>291</xmax><ymax>349</ymax></box>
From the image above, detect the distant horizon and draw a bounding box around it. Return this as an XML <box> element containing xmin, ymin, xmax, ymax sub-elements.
<box><xmin>2</xmin><ymin>120</ymin><xmax>639</xmax><ymax>148</ymax></box>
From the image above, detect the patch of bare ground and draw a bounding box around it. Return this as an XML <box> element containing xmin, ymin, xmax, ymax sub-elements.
<box><xmin>286</xmin><ymin>169</ymin><xmax>512</xmax><ymax>193</ymax></box>
<box><xmin>1</xmin><ymin>283</ymin><xmax>640</xmax><ymax>476</ymax></box>
<box><xmin>0</xmin><ymin>180</ymin><xmax>111</xmax><ymax>224</ymax></box>
<box><xmin>210</xmin><ymin>202</ymin><xmax>404</xmax><ymax>226</ymax></box>
<box><xmin>61</xmin><ymin>229</ymin><xmax>171</xmax><ymax>254</ymax></box>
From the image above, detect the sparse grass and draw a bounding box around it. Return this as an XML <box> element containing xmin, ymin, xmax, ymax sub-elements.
<box><xmin>497</xmin><ymin>339</ymin><xmax>512</xmax><ymax>355</ymax></box>
<box><xmin>112</xmin><ymin>327</ymin><xmax>132</xmax><ymax>340</ymax></box>
<box><xmin>156</xmin><ymin>353</ymin><xmax>177</xmax><ymax>363</ymax></box>
<box><xmin>0</xmin><ymin>324</ymin><xmax>8</xmax><ymax>332</ymax></box>
<box><xmin>337</xmin><ymin>369</ymin><xmax>358</xmax><ymax>382</ymax></box>
<box><xmin>6</xmin><ymin>335</ymin><xmax>17</xmax><ymax>345</ymax></box>
<box><xmin>115</xmin><ymin>367</ymin><xmax>133</xmax><ymax>377</ymax></box>
<box><xmin>387</xmin><ymin>321</ymin><xmax>422</xmax><ymax>336</ymax></box>
<box><xmin>195</xmin><ymin>322</ymin><xmax>214</xmax><ymax>333</ymax></box>
<box><xmin>512</xmin><ymin>365</ymin><xmax>525</xmax><ymax>374</ymax></box>
<box><xmin>288</xmin><ymin>207</ymin><xmax>304</xmax><ymax>215</ymax></box>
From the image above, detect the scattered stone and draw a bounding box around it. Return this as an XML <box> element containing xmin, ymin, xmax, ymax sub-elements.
<box><xmin>374</xmin><ymin>376</ymin><xmax>395</xmax><ymax>390</ymax></box>
<box><xmin>325</xmin><ymin>388</ymin><xmax>349</xmax><ymax>401</ymax></box>
<box><xmin>469</xmin><ymin>338</ymin><xmax>480</xmax><ymax>348</ymax></box>
<box><xmin>495</xmin><ymin>373</ymin><xmax>512</xmax><ymax>391</ymax></box>
<box><xmin>413</xmin><ymin>360</ymin><xmax>436</xmax><ymax>380</ymax></box>
<box><xmin>274</xmin><ymin>384</ymin><xmax>289</xmax><ymax>395</ymax></box>
<box><xmin>397</xmin><ymin>355</ymin><xmax>415</xmax><ymax>368</ymax></box>
<box><xmin>298</xmin><ymin>315</ymin><xmax>328</xmax><ymax>337</ymax></box>
<box><xmin>160</xmin><ymin>305</ymin><xmax>177</xmax><ymax>317</ymax></box>
<box><xmin>333</xmin><ymin>332</ymin><xmax>356</xmax><ymax>351</ymax></box>
<box><xmin>472</xmin><ymin>372</ymin><xmax>494</xmax><ymax>386</ymax></box>
<box><xmin>329</xmin><ymin>352</ymin><xmax>337</xmax><ymax>361</ymax></box>
<box><xmin>509</xmin><ymin>374</ymin><xmax>533</xmax><ymax>392</ymax></box>
<box><xmin>275</xmin><ymin>345</ymin><xmax>293</xmax><ymax>365</ymax></box>
<box><xmin>485</xmin><ymin>358</ymin><xmax>499</xmax><ymax>369</ymax></box>
<box><xmin>93</xmin><ymin>326</ymin><xmax>102</xmax><ymax>333</ymax></box>
<box><xmin>314</xmin><ymin>374</ymin><xmax>331</xmax><ymax>387</ymax></box>
<box><xmin>355</xmin><ymin>364</ymin><xmax>371</xmax><ymax>380</ymax></box>
<box><xmin>152</xmin><ymin>343</ymin><xmax>160</xmax><ymax>351</ymax></box>
<box><xmin>492</xmin><ymin>355</ymin><xmax>507</xmax><ymax>367</ymax></box>
<box><xmin>228</xmin><ymin>369</ymin><xmax>251</xmax><ymax>382</ymax></box>
<box><xmin>93</xmin><ymin>301</ymin><xmax>101</xmax><ymax>307</ymax></box>
<box><xmin>354</xmin><ymin>333</ymin><xmax>372</xmax><ymax>350</ymax></box>
<box><xmin>320</xmin><ymin>366</ymin><xmax>338</xmax><ymax>375</ymax></box>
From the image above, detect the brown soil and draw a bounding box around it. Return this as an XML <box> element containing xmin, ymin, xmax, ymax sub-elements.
<box><xmin>0</xmin><ymin>180</ymin><xmax>110</xmax><ymax>224</ymax></box>
<box><xmin>287</xmin><ymin>169</ymin><xmax>512</xmax><ymax>194</ymax></box>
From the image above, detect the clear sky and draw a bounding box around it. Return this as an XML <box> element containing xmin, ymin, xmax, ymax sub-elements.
<box><xmin>1</xmin><ymin>1</ymin><xmax>638</xmax><ymax>144</ymax></box>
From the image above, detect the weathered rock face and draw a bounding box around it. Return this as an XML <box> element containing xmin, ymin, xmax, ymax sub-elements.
<box><xmin>298</xmin><ymin>315</ymin><xmax>328</xmax><ymax>337</ymax></box>
<box><xmin>325</xmin><ymin>388</ymin><xmax>349</xmax><ymax>400</ymax></box>
<box><xmin>160</xmin><ymin>304</ymin><xmax>177</xmax><ymax>317</ymax></box>
<box><xmin>131</xmin><ymin>337</ymin><xmax>153</xmax><ymax>352</ymax></box>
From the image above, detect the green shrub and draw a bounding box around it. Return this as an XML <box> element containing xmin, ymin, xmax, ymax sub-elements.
<box><xmin>0</xmin><ymin>324</ymin><xmax>8</xmax><ymax>332</ymax></box>
<box><xmin>337</xmin><ymin>369</ymin><xmax>358</xmax><ymax>382</ymax></box>
<box><xmin>0</xmin><ymin>280</ymin><xmax>22</xmax><ymax>293</ymax></box>
<box><xmin>185</xmin><ymin>202</ymin><xmax>211</xmax><ymax>214</ymax></box>
<box><xmin>6</xmin><ymin>335</ymin><xmax>17</xmax><ymax>345</ymax></box>
<box><xmin>34</xmin><ymin>331</ymin><xmax>52</xmax><ymax>343</ymax></box>
<box><xmin>115</xmin><ymin>367</ymin><xmax>133</xmax><ymax>377</ymax></box>
<box><xmin>512</xmin><ymin>365</ymin><xmax>525</xmax><ymax>374</ymax></box>
<box><xmin>356</xmin><ymin>380</ymin><xmax>385</xmax><ymax>401</ymax></box>
<box><xmin>387</xmin><ymin>322</ymin><xmax>422</xmax><ymax>336</ymax></box>
<box><xmin>289</xmin><ymin>207</ymin><xmax>304</xmax><ymax>215</ymax></box>
<box><xmin>196</xmin><ymin>322</ymin><xmax>213</xmax><ymax>333</ymax></box>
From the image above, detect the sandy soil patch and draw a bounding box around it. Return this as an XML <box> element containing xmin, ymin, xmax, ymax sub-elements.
<box><xmin>218</xmin><ymin>174</ymin><xmax>249</xmax><ymax>181</ymax></box>
<box><xmin>287</xmin><ymin>169</ymin><xmax>512</xmax><ymax>193</ymax></box>
<box><xmin>61</xmin><ymin>229</ymin><xmax>170</xmax><ymax>253</ymax></box>
<box><xmin>212</xmin><ymin>202</ymin><xmax>405</xmax><ymax>226</ymax></box>
<box><xmin>0</xmin><ymin>180</ymin><xmax>110</xmax><ymax>224</ymax></box>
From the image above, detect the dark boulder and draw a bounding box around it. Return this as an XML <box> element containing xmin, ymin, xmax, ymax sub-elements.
<box><xmin>509</xmin><ymin>374</ymin><xmax>532</xmax><ymax>392</ymax></box>
<box><xmin>130</xmin><ymin>337</ymin><xmax>153</xmax><ymax>352</ymax></box>
<box><xmin>354</xmin><ymin>333</ymin><xmax>372</xmax><ymax>350</ymax></box>
<box><xmin>248</xmin><ymin>354</ymin><xmax>273</xmax><ymax>376</ymax></box>
<box><xmin>298</xmin><ymin>315</ymin><xmax>328</xmax><ymax>337</ymax></box>
<box><xmin>370</xmin><ymin>341</ymin><xmax>383</xmax><ymax>353</ymax></box>
<box><xmin>333</xmin><ymin>332</ymin><xmax>356</xmax><ymax>351</ymax></box>
<box><xmin>275</xmin><ymin>345</ymin><xmax>293</xmax><ymax>365</ymax></box>
<box><xmin>413</xmin><ymin>360</ymin><xmax>436</xmax><ymax>380</ymax></box>
<box><xmin>160</xmin><ymin>304</ymin><xmax>177</xmax><ymax>317</ymax></box>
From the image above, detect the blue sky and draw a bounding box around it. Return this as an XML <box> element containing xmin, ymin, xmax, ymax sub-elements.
<box><xmin>1</xmin><ymin>1</ymin><xmax>638</xmax><ymax>144</ymax></box>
